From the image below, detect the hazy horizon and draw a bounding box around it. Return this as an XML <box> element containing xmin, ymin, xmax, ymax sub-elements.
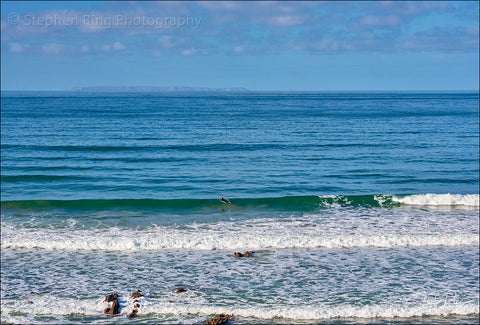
<box><xmin>2</xmin><ymin>88</ymin><xmax>479</xmax><ymax>93</ymax></box>
<box><xmin>1</xmin><ymin>86</ymin><xmax>480</xmax><ymax>93</ymax></box>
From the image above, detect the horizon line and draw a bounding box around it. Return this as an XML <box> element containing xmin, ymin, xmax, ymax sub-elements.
<box><xmin>1</xmin><ymin>89</ymin><xmax>479</xmax><ymax>93</ymax></box>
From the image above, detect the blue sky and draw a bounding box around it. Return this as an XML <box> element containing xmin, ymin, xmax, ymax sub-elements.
<box><xmin>1</xmin><ymin>1</ymin><xmax>479</xmax><ymax>91</ymax></box>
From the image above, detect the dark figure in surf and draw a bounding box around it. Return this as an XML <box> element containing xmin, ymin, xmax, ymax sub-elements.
<box><xmin>220</xmin><ymin>197</ymin><xmax>231</xmax><ymax>204</ymax></box>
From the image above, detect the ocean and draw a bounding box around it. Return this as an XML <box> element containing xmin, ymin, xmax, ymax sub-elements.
<box><xmin>1</xmin><ymin>91</ymin><xmax>479</xmax><ymax>324</ymax></box>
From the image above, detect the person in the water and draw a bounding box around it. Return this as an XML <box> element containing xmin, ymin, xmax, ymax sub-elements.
<box><xmin>220</xmin><ymin>197</ymin><xmax>231</xmax><ymax>204</ymax></box>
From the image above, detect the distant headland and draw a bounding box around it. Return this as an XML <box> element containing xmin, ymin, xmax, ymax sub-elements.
<box><xmin>69</xmin><ymin>86</ymin><xmax>250</xmax><ymax>92</ymax></box>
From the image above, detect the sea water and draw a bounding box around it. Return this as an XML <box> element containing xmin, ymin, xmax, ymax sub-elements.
<box><xmin>1</xmin><ymin>92</ymin><xmax>479</xmax><ymax>324</ymax></box>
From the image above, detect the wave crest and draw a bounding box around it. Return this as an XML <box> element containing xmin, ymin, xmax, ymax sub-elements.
<box><xmin>391</xmin><ymin>194</ymin><xmax>479</xmax><ymax>207</ymax></box>
<box><xmin>2</xmin><ymin>193</ymin><xmax>478</xmax><ymax>211</ymax></box>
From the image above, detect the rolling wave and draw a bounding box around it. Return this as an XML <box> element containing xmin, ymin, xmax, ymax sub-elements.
<box><xmin>2</xmin><ymin>193</ymin><xmax>478</xmax><ymax>211</ymax></box>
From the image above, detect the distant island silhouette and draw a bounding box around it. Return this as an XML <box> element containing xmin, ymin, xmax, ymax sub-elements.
<box><xmin>69</xmin><ymin>86</ymin><xmax>250</xmax><ymax>92</ymax></box>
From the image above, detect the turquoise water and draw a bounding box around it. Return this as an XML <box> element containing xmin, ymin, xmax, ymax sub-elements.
<box><xmin>1</xmin><ymin>92</ymin><xmax>479</xmax><ymax>324</ymax></box>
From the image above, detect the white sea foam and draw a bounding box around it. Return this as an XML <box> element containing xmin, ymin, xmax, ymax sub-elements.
<box><xmin>392</xmin><ymin>194</ymin><xmax>479</xmax><ymax>207</ymax></box>
<box><xmin>2</xmin><ymin>222</ymin><xmax>477</xmax><ymax>251</ymax></box>
<box><xmin>140</xmin><ymin>302</ymin><xmax>480</xmax><ymax>320</ymax></box>
<box><xmin>0</xmin><ymin>295</ymin><xmax>143</xmax><ymax>324</ymax></box>
<box><xmin>1</xmin><ymin>295</ymin><xmax>478</xmax><ymax>323</ymax></box>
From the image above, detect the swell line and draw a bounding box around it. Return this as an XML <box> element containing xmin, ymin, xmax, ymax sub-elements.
<box><xmin>1</xmin><ymin>194</ymin><xmax>478</xmax><ymax>211</ymax></box>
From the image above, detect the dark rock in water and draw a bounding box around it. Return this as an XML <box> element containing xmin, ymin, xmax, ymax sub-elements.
<box><xmin>104</xmin><ymin>293</ymin><xmax>118</xmax><ymax>302</ymax></box>
<box><xmin>131</xmin><ymin>290</ymin><xmax>143</xmax><ymax>299</ymax></box>
<box><xmin>109</xmin><ymin>298</ymin><xmax>120</xmax><ymax>315</ymax></box>
<box><xmin>127</xmin><ymin>291</ymin><xmax>143</xmax><ymax>318</ymax></box>
<box><xmin>104</xmin><ymin>293</ymin><xmax>120</xmax><ymax>315</ymax></box>
<box><xmin>234</xmin><ymin>251</ymin><xmax>255</xmax><ymax>257</ymax></box>
<box><xmin>127</xmin><ymin>308</ymin><xmax>138</xmax><ymax>318</ymax></box>
<box><xmin>206</xmin><ymin>313</ymin><xmax>231</xmax><ymax>325</ymax></box>
<box><xmin>175</xmin><ymin>288</ymin><xmax>187</xmax><ymax>293</ymax></box>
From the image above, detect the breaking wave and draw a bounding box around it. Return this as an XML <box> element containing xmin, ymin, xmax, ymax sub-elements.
<box><xmin>2</xmin><ymin>223</ymin><xmax>477</xmax><ymax>251</ymax></box>
<box><xmin>1</xmin><ymin>193</ymin><xmax>478</xmax><ymax>212</ymax></box>
<box><xmin>1</xmin><ymin>295</ymin><xmax>477</xmax><ymax>323</ymax></box>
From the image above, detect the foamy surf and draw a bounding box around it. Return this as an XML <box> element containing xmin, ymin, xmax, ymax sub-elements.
<box><xmin>391</xmin><ymin>194</ymin><xmax>479</xmax><ymax>207</ymax></box>
<box><xmin>2</xmin><ymin>223</ymin><xmax>477</xmax><ymax>251</ymax></box>
<box><xmin>1</xmin><ymin>295</ymin><xmax>477</xmax><ymax>323</ymax></box>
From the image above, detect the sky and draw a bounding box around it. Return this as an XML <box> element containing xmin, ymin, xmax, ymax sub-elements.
<box><xmin>1</xmin><ymin>1</ymin><xmax>479</xmax><ymax>91</ymax></box>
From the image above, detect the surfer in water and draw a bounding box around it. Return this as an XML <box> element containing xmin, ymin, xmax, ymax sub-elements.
<box><xmin>220</xmin><ymin>197</ymin><xmax>231</xmax><ymax>204</ymax></box>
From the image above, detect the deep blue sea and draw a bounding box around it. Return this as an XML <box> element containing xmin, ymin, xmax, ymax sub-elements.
<box><xmin>1</xmin><ymin>91</ymin><xmax>479</xmax><ymax>324</ymax></box>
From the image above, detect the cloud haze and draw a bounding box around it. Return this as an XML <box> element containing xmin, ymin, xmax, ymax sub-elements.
<box><xmin>3</xmin><ymin>1</ymin><xmax>478</xmax><ymax>56</ymax></box>
<box><xmin>1</xmin><ymin>1</ymin><xmax>478</xmax><ymax>90</ymax></box>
